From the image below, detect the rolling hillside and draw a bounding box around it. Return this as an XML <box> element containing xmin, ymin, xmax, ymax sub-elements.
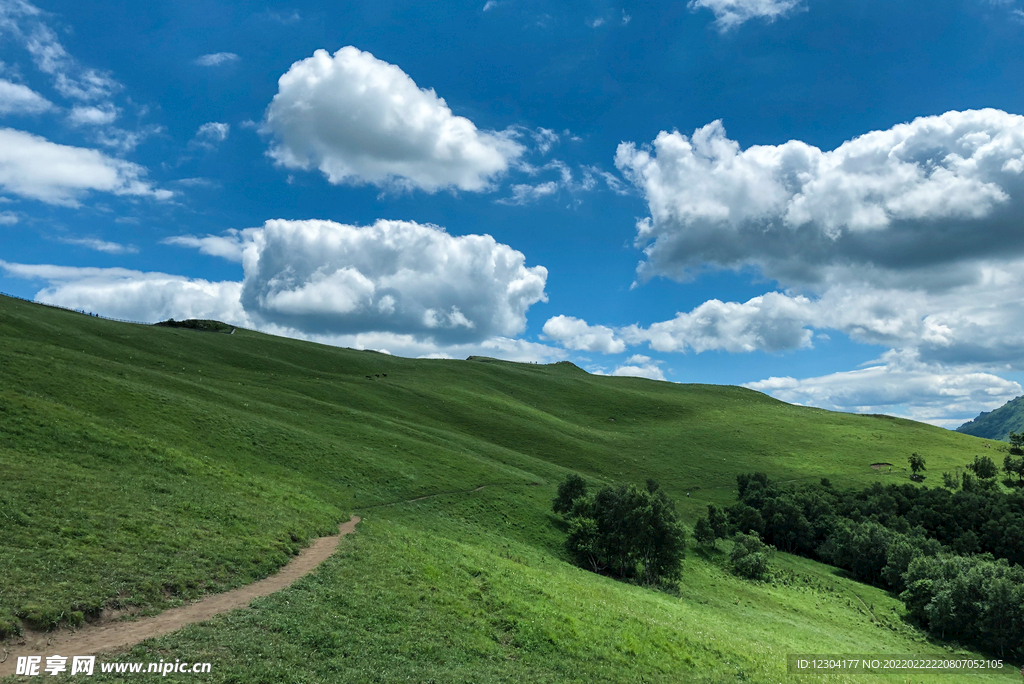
<box><xmin>0</xmin><ymin>294</ymin><xmax>1016</xmax><ymax>683</ymax></box>
<box><xmin>957</xmin><ymin>394</ymin><xmax>1024</xmax><ymax>441</ymax></box>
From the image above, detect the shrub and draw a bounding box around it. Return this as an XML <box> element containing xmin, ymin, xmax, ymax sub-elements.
<box><xmin>730</xmin><ymin>533</ymin><xmax>773</xmax><ymax>581</ymax></box>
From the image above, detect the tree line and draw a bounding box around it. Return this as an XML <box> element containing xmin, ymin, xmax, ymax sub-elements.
<box><xmin>729</xmin><ymin>471</ymin><xmax>1024</xmax><ymax>658</ymax></box>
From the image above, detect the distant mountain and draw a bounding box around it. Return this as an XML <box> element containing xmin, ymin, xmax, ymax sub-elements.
<box><xmin>956</xmin><ymin>395</ymin><xmax>1024</xmax><ymax>441</ymax></box>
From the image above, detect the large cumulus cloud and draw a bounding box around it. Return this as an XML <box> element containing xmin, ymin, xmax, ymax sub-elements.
<box><xmin>235</xmin><ymin>219</ymin><xmax>547</xmax><ymax>343</ymax></box>
<box><xmin>616</xmin><ymin>109</ymin><xmax>1024</xmax><ymax>285</ymax></box>
<box><xmin>2</xmin><ymin>218</ymin><xmax>554</xmax><ymax>359</ymax></box>
<box><xmin>263</xmin><ymin>47</ymin><xmax>523</xmax><ymax>192</ymax></box>
<box><xmin>610</xmin><ymin>109</ymin><xmax>1024</xmax><ymax>367</ymax></box>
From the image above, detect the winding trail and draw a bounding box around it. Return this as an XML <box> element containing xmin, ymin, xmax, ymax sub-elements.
<box><xmin>0</xmin><ymin>482</ymin><xmax>522</xmax><ymax>674</ymax></box>
<box><xmin>0</xmin><ymin>517</ymin><xmax>360</xmax><ymax>676</ymax></box>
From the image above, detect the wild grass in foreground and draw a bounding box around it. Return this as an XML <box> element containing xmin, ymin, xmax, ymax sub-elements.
<box><xmin>71</xmin><ymin>486</ymin><xmax>1020</xmax><ymax>683</ymax></box>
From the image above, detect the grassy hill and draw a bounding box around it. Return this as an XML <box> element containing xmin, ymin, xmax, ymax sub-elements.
<box><xmin>0</xmin><ymin>294</ymin><xmax>1016</xmax><ymax>682</ymax></box>
<box><xmin>957</xmin><ymin>394</ymin><xmax>1024</xmax><ymax>441</ymax></box>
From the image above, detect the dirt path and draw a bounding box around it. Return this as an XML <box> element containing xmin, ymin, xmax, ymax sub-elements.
<box><xmin>0</xmin><ymin>516</ymin><xmax>359</xmax><ymax>675</ymax></box>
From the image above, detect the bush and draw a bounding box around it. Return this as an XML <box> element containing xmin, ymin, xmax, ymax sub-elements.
<box><xmin>730</xmin><ymin>533</ymin><xmax>773</xmax><ymax>581</ymax></box>
<box><xmin>553</xmin><ymin>477</ymin><xmax>686</xmax><ymax>585</ymax></box>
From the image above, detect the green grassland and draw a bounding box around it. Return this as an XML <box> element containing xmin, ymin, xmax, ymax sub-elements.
<box><xmin>1</xmin><ymin>294</ymin><xmax>1017</xmax><ymax>682</ymax></box>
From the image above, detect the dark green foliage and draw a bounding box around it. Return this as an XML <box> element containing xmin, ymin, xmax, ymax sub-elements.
<box><xmin>693</xmin><ymin>516</ymin><xmax>716</xmax><ymax>548</ymax></box>
<box><xmin>967</xmin><ymin>454</ymin><xmax>998</xmax><ymax>480</ymax></box>
<box><xmin>901</xmin><ymin>554</ymin><xmax>1024</xmax><ymax>658</ymax></box>
<box><xmin>818</xmin><ymin>519</ymin><xmax>893</xmax><ymax>586</ymax></box>
<box><xmin>706</xmin><ymin>504</ymin><xmax>728</xmax><ymax>540</ymax></box>
<box><xmin>730</xmin><ymin>533</ymin><xmax>772</xmax><ymax>581</ymax></box>
<box><xmin>908</xmin><ymin>452</ymin><xmax>926</xmax><ymax>478</ymax></box>
<box><xmin>554</xmin><ymin>481</ymin><xmax>686</xmax><ymax>585</ymax></box>
<box><xmin>732</xmin><ymin>471</ymin><xmax>1024</xmax><ymax>659</ymax></box>
<box><xmin>154</xmin><ymin>318</ymin><xmax>235</xmax><ymax>333</ymax></box>
<box><xmin>552</xmin><ymin>474</ymin><xmax>589</xmax><ymax>514</ymax></box>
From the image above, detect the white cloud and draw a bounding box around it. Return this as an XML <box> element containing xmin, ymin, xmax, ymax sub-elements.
<box><xmin>67</xmin><ymin>104</ymin><xmax>118</xmax><ymax>126</ymax></box>
<box><xmin>592</xmin><ymin>357</ymin><xmax>667</xmax><ymax>381</ymax></box>
<box><xmin>615</xmin><ymin>109</ymin><xmax>1024</xmax><ymax>370</ymax></box>
<box><xmin>0</xmin><ymin>210</ymin><xmax>17</xmax><ymax>225</ymax></box>
<box><xmin>0</xmin><ymin>4</ymin><xmax>121</xmax><ymax>101</ymax></box>
<box><xmin>162</xmin><ymin>232</ymin><xmax>245</xmax><ymax>262</ymax></box>
<box><xmin>532</xmin><ymin>127</ymin><xmax>559</xmax><ymax>154</ymax></box>
<box><xmin>263</xmin><ymin>46</ymin><xmax>524</xmax><ymax>193</ymax></box>
<box><xmin>191</xmin><ymin>122</ymin><xmax>230</xmax><ymax>149</ymax></box>
<box><xmin>195</xmin><ymin>52</ymin><xmax>239</xmax><ymax>67</ymax></box>
<box><xmin>745</xmin><ymin>350</ymin><xmax>1022</xmax><ymax>428</ymax></box>
<box><xmin>498</xmin><ymin>181</ymin><xmax>560</xmax><ymax>205</ymax></box>
<box><xmin>0</xmin><ymin>250</ymin><xmax>563</xmax><ymax>363</ymax></box>
<box><xmin>0</xmin><ymin>261</ymin><xmax>250</xmax><ymax>325</ymax></box>
<box><xmin>0</xmin><ymin>127</ymin><xmax>171</xmax><ymax>205</ymax></box>
<box><xmin>59</xmin><ymin>237</ymin><xmax>137</xmax><ymax>254</ymax></box>
<box><xmin>617</xmin><ymin>109</ymin><xmax>1024</xmax><ymax>285</ymax></box>
<box><xmin>482</xmin><ymin>1</ymin><xmax>500</xmax><ymax>11</ymax></box>
<box><xmin>93</xmin><ymin>125</ymin><xmax>163</xmax><ymax>154</ymax></box>
<box><xmin>587</xmin><ymin>17</ymin><xmax>606</xmax><ymax>28</ymax></box>
<box><xmin>164</xmin><ymin>218</ymin><xmax>548</xmax><ymax>344</ymax></box>
<box><xmin>260</xmin><ymin>9</ymin><xmax>300</xmax><ymax>24</ymax></box>
<box><xmin>542</xmin><ymin>315</ymin><xmax>626</xmax><ymax>354</ymax></box>
<box><xmin>688</xmin><ymin>0</ymin><xmax>801</xmax><ymax>30</ymax></box>
<box><xmin>611</xmin><ymin>363</ymin><xmax>666</xmax><ymax>381</ymax></box>
<box><xmin>622</xmin><ymin>292</ymin><xmax>815</xmax><ymax>353</ymax></box>
<box><xmin>0</xmin><ymin>78</ymin><xmax>52</xmax><ymax>114</ymax></box>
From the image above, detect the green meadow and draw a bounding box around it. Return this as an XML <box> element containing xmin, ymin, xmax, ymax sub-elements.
<box><xmin>1</xmin><ymin>294</ymin><xmax>1017</xmax><ymax>682</ymax></box>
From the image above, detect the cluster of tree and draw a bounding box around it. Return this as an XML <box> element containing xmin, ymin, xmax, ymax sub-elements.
<box><xmin>730</xmin><ymin>472</ymin><xmax>1024</xmax><ymax>566</ymax></box>
<box><xmin>902</xmin><ymin>555</ymin><xmax>1024</xmax><ymax>658</ymax></box>
<box><xmin>729</xmin><ymin>472</ymin><xmax>1024</xmax><ymax>658</ymax></box>
<box><xmin>552</xmin><ymin>475</ymin><xmax>686</xmax><ymax>585</ymax></box>
<box><xmin>944</xmin><ymin>434</ymin><xmax>1024</xmax><ymax>487</ymax></box>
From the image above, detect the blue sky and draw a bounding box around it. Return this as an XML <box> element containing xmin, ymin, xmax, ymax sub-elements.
<box><xmin>3</xmin><ymin>0</ymin><xmax>1024</xmax><ymax>427</ymax></box>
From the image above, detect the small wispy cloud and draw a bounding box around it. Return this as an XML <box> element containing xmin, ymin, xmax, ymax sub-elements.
<box><xmin>194</xmin><ymin>52</ymin><xmax>240</xmax><ymax>67</ymax></box>
<box><xmin>587</xmin><ymin>16</ymin><xmax>606</xmax><ymax>27</ymax></box>
<box><xmin>67</xmin><ymin>104</ymin><xmax>118</xmax><ymax>126</ymax></box>
<box><xmin>189</xmin><ymin>122</ymin><xmax>230</xmax><ymax>149</ymax></box>
<box><xmin>60</xmin><ymin>237</ymin><xmax>138</xmax><ymax>254</ymax></box>
<box><xmin>0</xmin><ymin>211</ymin><xmax>19</xmax><ymax>226</ymax></box>
<box><xmin>260</xmin><ymin>9</ymin><xmax>301</xmax><ymax>24</ymax></box>
<box><xmin>483</xmin><ymin>0</ymin><xmax>500</xmax><ymax>10</ymax></box>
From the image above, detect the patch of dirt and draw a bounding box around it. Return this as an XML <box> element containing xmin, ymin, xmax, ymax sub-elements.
<box><xmin>870</xmin><ymin>462</ymin><xmax>893</xmax><ymax>469</ymax></box>
<box><xmin>0</xmin><ymin>517</ymin><xmax>359</xmax><ymax>674</ymax></box>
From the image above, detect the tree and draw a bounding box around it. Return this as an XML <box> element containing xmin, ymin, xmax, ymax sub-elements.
<box><xmin>1010</xmin><ymin>431</ymin><xmax>1024</xmax><ymax>456</ymax></box>
<box><xmin>730</xmin><ymin>533</ymin><xmax>773</xmax><ymax>580</ymax></box>
<box><xmin>1004</xmin><ymin>453</ymin><xmax>1024</xmax><ymax>484</ymax></box>
<box><xmin>908</xmin><ymin>453</ymin><xmax>926</xmax><ymax>479</ymax></box>
<box><xmin>694</xmin><ymin>516</ymin><xmax>716</xmax><ymax>548</ymax></box>
<box><xmin>554</xmin><ymin>481</ymin><xmax>686</xmax><ymax>585</ymax></box>
<box><xmin>967</xmin><ymin>454</ymin><xmax>998</xmax><ymax>480</ymax></box>
<box><xmin>707</xmin><ymin>504</ymin><xmax>728</xmax><ymax>540</ymax></box>
<box><xmin>553</xmin><ymin>474</ymin><xmax>588</xmax><ymax>514</ymax></box>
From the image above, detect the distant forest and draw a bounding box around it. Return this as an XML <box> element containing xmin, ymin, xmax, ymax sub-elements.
<box><xmin>726</xmin><ymin>471</ymin><xmax>1024</xmax><ymax>658</ymax></box>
